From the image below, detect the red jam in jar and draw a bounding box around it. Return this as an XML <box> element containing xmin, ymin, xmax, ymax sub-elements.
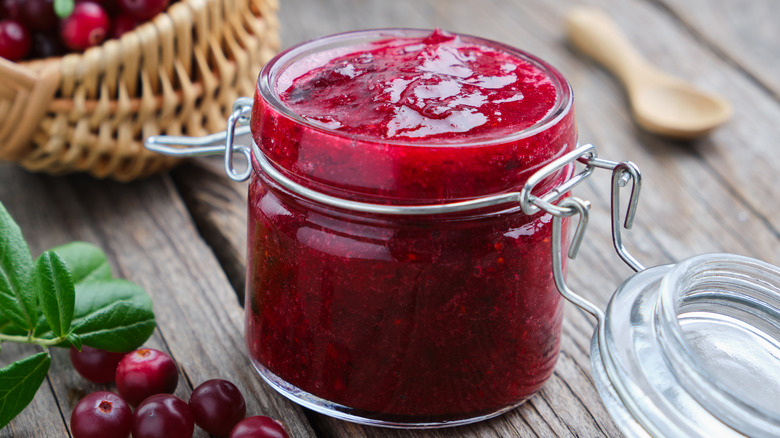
<box><xmin>246</xmin><ymin>29</ymin><xmax>577</xmax><ymax>426</ymax></box>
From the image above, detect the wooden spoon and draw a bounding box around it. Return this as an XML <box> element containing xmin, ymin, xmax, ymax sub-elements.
<box><xmin>565</xmin><ymin>7</ymin><xmax>731</xmax><ymax>139</ymax></box>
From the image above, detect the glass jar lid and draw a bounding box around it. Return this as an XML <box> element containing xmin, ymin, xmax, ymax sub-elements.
<box><xmin>590</xmin><ymin>253</ymin><xmax>780</xmax><ymax>437</ymax></box>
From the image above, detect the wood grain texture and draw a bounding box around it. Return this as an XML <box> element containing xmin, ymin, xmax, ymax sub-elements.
<box><xmin>173</xmin><ymin>156</ymin><xmax>250</xmax><ymax>303</ymax></box>
<box><xmin>2</xmin><ymin>0</ymin><xmax>780</xmax><ymax>436</ymax></box>
<box><xmin>653</xmin><ymin>0</ymin><xmax>780</xmax><ymax>99</ymax></box>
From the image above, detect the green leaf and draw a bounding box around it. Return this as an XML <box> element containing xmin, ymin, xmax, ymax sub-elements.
<box><xmin>66</xmin><ymin>332</ymin><xmax>82</xmax><ymax>350</ymax></box>
<box><xmin>0</xmin><ymin>202</ymin><xmax>37</xmax><ymax>331</ymax></box>
<box><xmin>1</xmin><ymin>320</ymin><xmax>27</xmax><ymax>337</ymax></box>
<box><xmin>61</xmin><ymin>280</ymin><xmax>155</xmax><ymax>352</ymax></box>
<box><xmin>50</xmin><ymin>242</ymin><xmax>112</xmax><ymax>285</ymax></box>
<box><xmin>0</xmin><ymin>352</ymin><xmax>51</xmax><ymax>429</ymax></box>
<box><xmin>53</xmin><ymin>0</ymin><xmax>74</xmax><ymax>19</ymax></box>
<box><xmin>33</xmin><ymin>251</ymin><xmax>75</xmax><ymax>338</ymax></box>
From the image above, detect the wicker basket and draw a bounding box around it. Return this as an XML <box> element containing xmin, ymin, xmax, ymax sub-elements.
<box><xmin>0</xmin><ymin>0</ymin><xmax>279</xmax><ymax>181</ymax></box>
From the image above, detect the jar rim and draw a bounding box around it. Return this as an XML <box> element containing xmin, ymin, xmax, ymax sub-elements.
<box><xmin>657</xmin><ymin>253</ymin><xmax>780</xmax><ymax>431</ymax></box>
<box><xmin>255</xmin><ymin>28</ymin><xmax>574</xmax><ymax>148</ymax></box>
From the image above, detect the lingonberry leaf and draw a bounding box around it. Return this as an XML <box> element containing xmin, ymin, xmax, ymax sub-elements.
<box><xmin>0</xmin><ymin>315</ymin><xmax>11</xmax><ymax>333</ymax></box>
<box><xmin>50</xmin><ymin>241</ymin><xmax>112</xmax><ymax>284</ymax></box>
<box><xmin>0</xmin><ymin>352</ymin><xmax>51</xmax><ymax>429</ymax></box>
<box><xmin>38</xmin><ymin>280</ymin><xmax>155</xmax><ymax>352</ymax></box>
<box><xmin>34</xmin><ymin>251</ymin><xmax>75</xmax><ymax>338</ymax></box>
<box><xmin>0</xmin><ymin>202</ymin><xmax>38</xmax><ymax>332</ymax></box>
<box><xmin>66</xmin><ymin>332</ymin><xmax>82</xmax><ymax>350</ymax></box>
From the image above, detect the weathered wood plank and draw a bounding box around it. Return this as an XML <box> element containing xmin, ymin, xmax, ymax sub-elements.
<box><xmin>654</xmin><ymin>0</ymin><xmax>780</xmax><ymax>99</ymax></box>
<box><xmin>174</xmin><ymin>156</ymin><xmax>249</xmax><ymax>303</ymax></box>
<box><xmin>0</xmin><ymin>165</ymin><xmax>316</xmax><ymax>437</ymax></box>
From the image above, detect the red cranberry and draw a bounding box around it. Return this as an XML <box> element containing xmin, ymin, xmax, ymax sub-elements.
<box><xmin>115</xmin><ymin>348</ymin><xmax>178</xmax><ymax>406</ymax></box>
<box><xmin>31</xmin><ymin>31</ymin><xmax>66</xmax><ymax>58</ymax></box>
<box><xmin>59</xmin><ymin>2</ymin><xmax>109</xmax><ymax>51</ymax></box>
<box><xmin>230</xmin><ymin>416</ymin><xmax>289</xmax><ymax>438</ymax></box>
<box><xmin>70</xmin><ymin>391</ymin><xmax>132</xmax><ymax>438</ymax></box>
<box><xmin>1</xmin><ymin>0</ymin><xmax>20</xmax><ymax>20</ymax></box>
<box><xmin>81</xmin><ymin>0</ymin><xmax>121</xmax><ymax>16</ymax></box>
<box><xmin>132</xmin><ymin>394</ymin><xmax>194</xmax><ymax>438</ymax></box>
<box><xmin>118</xmin><ymin>0</ymin><xmax>169</xmax><ymax>21</ymax></box>
<box><xmin>70</xmin><ymin>346</ymin><xmax>126</xmax><ymax>384</ymax></box>
<box><xmin>111</xmin><ymin>15</ymin><xmax>138</xmax><ymax>39</ymax></box>
<box><xmin>189</xmin><ymin>379</ymin><xmax>246</xmax><ymax>436</ymax></box>
<box><xmin>18</xmin><ymin>0</ymin><xmax>56</xmax><ymax>32</ymax></box>
<box><xmin>0</xmin><ymin>19</ymin><xmax>31</xmax><ymax>60</ymax></box>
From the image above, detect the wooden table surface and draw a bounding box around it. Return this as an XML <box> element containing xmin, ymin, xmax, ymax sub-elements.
<box><xmin>2</xmin><ymin>0</ymin><xmax>779</xmax><ymax>436</ymax></box>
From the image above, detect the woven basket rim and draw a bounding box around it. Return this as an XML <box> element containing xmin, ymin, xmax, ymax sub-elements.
<box><xmin>0</xmin><ymin>0</ymin><xmax>280</xmax><ymax>181</ymax></box>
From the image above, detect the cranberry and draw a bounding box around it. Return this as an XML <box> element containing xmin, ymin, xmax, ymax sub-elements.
<box><xmin>82</xmin><ymin>0</ymin><xmax>121</xmax><ymax>16</ymax></box>
<box><xmin>70</xmin><ymin>346</ymin><xmax>126</xmax><ymax>384</ymax></box>
<box><xmin>132</xmin><ymin>394</ymin><xmax>194</xmax><ymax>438</ymax></box>
<box><xmin>230</xmin><ymin>416</ymin><xmax>289</xmax><ymax>438</ymax></box>
<box><xmin>0</xmin><ymin>19</ymin><xmax>30</xmax><ymax>61</ymax></box>
<box><xmin>115</xmin><ymin>348</ymin><xmax>178</xmax><ymax>406</ymax></box>
<box><xmin>60</xmin><ymin>2</ymin><xmax>109</xmax><ymax>52</ymax></box>
<box><xmin>111</xmin><ymin>15</ymin><xmax>138</xmax><ymax>39</ymax></box>
<box><xmin>70</xmin><ymin>391</ymin><xmax>132</xmax><ymax>438</ymax></box>
<box><xmin>18</xmin><ymin>0</ymin><xmax>56</xmax><ymax>32</ymax></box>
<box><xmin>189</xmin><ymin>379</ymin><xmax>246</xmax><ymax>436</ymax></box>
<box><xmin>31</xmin><ymin>31</ymin><xmax>66</xmax><ymax>58</ymax></box>
<box><xmin>0</xmin><ymin>0</ymin><xmax>20</xmax><ymax>20</ymax></box>
<box><xmin>118</xmin><ymin>0</ymin><xmax>169</xmax><ymax>21</ymax></box>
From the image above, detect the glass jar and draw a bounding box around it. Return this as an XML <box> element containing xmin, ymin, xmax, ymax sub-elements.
<box><xmin>243</xmin><ymin>29</ymin><xmax>577</xmax><ymax>427</ymax></box>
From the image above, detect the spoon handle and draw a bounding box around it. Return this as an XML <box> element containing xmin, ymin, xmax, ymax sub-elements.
<box><xmin>565</xmin><ymin>7</ymin><xmax>652</xmax><ymax>90</ymax></box>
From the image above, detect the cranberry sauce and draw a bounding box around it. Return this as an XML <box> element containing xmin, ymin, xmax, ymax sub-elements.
<box><xmin>246</xmin><ymin>29</ymin><xmax>576</xmax><ymax>423</ymax></box>
<box><xmin>251</xmin><ymin>30</ymin><xmax>575</xmax><ymax>204</ymax></box>
<box><xmin>280</xmin><ymin>29</ymin><xmax>555</xmax><ymax>141</ymax></box>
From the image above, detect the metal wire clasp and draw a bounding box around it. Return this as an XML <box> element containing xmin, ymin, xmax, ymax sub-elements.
<box><xmin>144</xmin><ymin>97</ymin><xmax>254</xmax><ymax>182</ymax></box>
<box><xmin>546</xmin><ymin>153</ymin><xmax>644</xmax><ymax>325</ymax></box>
<box><xmin>520</xmin><ymin>143</ymin><xmax>596</xmax><ymax>217</ymax></box>
<box><xmin>552</xmin><ymin>197</ymin><xmax>603</xmax><ymax>318</ymax></box>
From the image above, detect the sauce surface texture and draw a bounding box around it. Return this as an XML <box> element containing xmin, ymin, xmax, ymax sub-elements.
<box><xmin>279</xmin><ymin>29</ymin><xmax>557</xmax><ymax>141</ymax></box>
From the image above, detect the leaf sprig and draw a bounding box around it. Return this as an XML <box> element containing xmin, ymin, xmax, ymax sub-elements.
<box><xmin>0</xmin><ymin>201</ymin><xmax>156</xmax><ymax>429</ymax></box>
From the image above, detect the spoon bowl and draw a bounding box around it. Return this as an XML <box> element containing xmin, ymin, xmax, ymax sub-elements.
<box><xmin>566</xmin><ymin>7</ymin><xmax>731</xmax><ymax>139</ymax></box>
<box><xmin>632</xmin><ymin>79</ymin><xmax>732</xmax><ymax>139</ymax></box>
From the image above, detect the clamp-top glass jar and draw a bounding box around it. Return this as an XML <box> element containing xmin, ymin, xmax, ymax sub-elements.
<box><xmin>244</xmin><ymin>28</ymin><xmax>577</xmax><ymax>427</ymax></box>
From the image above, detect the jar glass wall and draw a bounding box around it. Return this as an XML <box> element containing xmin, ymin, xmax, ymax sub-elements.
<box><xmin>244</xmin><ymin>29</ymin><xmax>577</xmax><ymax>427</ymax></box>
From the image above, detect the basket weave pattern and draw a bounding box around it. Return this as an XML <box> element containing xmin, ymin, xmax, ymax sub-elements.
<box><xmin>0</xmin><ymin>0</ymin><xmax>279</xmax><ymax>181</ymax></box>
